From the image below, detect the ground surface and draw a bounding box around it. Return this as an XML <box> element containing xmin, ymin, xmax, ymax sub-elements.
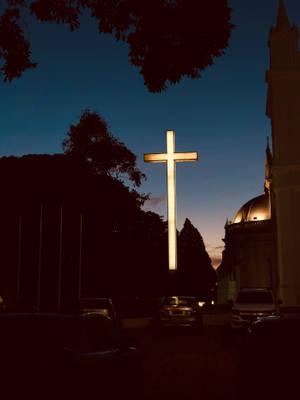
<box><xmin>124</xmin><ymin>313</ymin><xmax>239</xmax><ymax>400</ymax></box>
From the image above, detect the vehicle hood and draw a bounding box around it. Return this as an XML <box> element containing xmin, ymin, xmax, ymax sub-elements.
<box><xmin>232</xmin><ymin>303</ymin><xmax>276</xmax><ymax>312</ymax></box>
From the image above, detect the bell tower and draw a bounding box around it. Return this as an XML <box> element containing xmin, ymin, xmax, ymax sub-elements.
<box><xmin>266</xmin><ymin>0</ymin><xmax>300</xmax><ymax>305</ymax></box>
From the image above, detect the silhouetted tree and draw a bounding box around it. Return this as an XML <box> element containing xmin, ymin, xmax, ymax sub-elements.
<box><xmin>0</xmin><ymin>149</ymin><xmax>168</xmax><ymax>307</ymax></box>
<box><xmin>177</xmin><ymin>218</ymin><xmax>216</xmax><ymax>296</ymax></box>
<box><xmin>1</xmin><ymin>1</ymin><xmax>234</xmax><ymax>92</ymax></box>
<box><xmin>62</xmin><ymin>109</ymin><xmax>146</xmax><ymax>187</ymax></box>
<box><xmin>126</xmin><ymin>211</ymin><xmax>168</xmax><ymax>295</ymax></box>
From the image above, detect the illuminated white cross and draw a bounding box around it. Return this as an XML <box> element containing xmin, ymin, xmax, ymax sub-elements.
<box><xmin>144</xmin><ymin>130</ymin><xmax>198</xmax><ymax>271</ymax></box>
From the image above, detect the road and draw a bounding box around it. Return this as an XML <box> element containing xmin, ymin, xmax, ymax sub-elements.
<box><xmin>125</xmin><ymin>315</ymin><xmax>239</xmax><ymax>400</ymax></box>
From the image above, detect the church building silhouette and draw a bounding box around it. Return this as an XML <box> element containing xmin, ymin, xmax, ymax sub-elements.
<box><xmin>218</xmin><ymin>0</ymin><xmax>300</xmax><ymax>307</ymax></box>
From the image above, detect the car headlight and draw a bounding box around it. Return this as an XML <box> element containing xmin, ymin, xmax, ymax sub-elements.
<box><xmin>257</xmin><ymin>310</ymin><xmax>277</xmax><ymax>317</ymax></box>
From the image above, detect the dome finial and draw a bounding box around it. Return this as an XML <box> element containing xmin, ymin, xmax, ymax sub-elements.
<box><xmin>277</xmin><ymin>0</ymin><xmax>290</xmax><ymax>31</ymax></box>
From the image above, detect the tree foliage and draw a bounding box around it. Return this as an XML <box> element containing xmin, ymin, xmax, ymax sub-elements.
<box><xmin>62</xmin><ymin>109</ymin><xmax>146</xmax><ymax>187</ymax></box>
<box><xmin>0</xmin><ymin>116</ymin><xmax>218</xmax><ymax>306</ymax></box>
<box><xmin>0</xmin><ymin>152</ymin><xmax>156</xmax><ymax>307</ymax></box>
<box><xmin>178</xmin><ymin>218</ymin><xmax>216</xmax><ymax>294</ymax></box>
<box><xmin>179</xmin><ymin>218</ymin><xmax>211</xmax><ymax>268</ymax></box>
<box><xmin>1</xmin><ymin>0</ymin><xmax>234</xmax><ymax>91</ymax></box>
<box><xmin>0</xmin><ymin>7</ymin><xmax>37</xmax><ymax>81</ymax></box>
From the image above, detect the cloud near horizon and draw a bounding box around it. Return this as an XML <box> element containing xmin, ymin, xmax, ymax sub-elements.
<box><xmin>144</xmin><ymin>196</ymin><xmax>166</xmax><ymax>208</ymax></box>
<box><xmin>206</xmin><ymin>244</ymin><xmax>224</xmax><ymax>252</ymax></box>
<box><xmin>211</xmin><ymin>256</ymin><xmax>222</xmax><ymax>269</ymax></box>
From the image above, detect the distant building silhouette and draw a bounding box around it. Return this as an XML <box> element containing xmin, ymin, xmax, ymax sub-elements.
<box><xmin>218</xmin><ymin>0</ymin><xmax>300</xmax><ymax>307</ymax></box>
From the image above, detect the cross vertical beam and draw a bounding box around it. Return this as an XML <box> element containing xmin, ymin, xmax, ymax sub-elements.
<box><xmin>144</xmin><ymin>130</ymin><xmax>198</xmax><ymax>271</ymax></box>
<box><xmin>166</xmin><ymin>130</ymin><xmax>177</xmax><ymax>270</ymax></box>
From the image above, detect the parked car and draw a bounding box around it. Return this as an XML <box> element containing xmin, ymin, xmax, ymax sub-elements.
<box><xmin>156</xmin><ymin>296</ymin><xmax>203</xmax><ymax>329</ymax></box>
<box><xmin>0</xmin><ymin>312</ymin><xmax>143</xmax><ymax>400</ymax></box>
<box><xmin>231</xmin><ymin>287</ymin><xmax>280</xmax><ymax>329</ymax></box>
<box><xmin>238</xmin><ymin>315</ymin><xmax>300</xmax><ymax>399</ymax></box>
<box><xmin>79</xmin><ymin>297</ymin><xmax>116</xmax><ymax>317</ymax></box>
<box><xmin>79</xmin><ymin>297</ymin><xmax>122</xmax><ymax>327</ymax></box>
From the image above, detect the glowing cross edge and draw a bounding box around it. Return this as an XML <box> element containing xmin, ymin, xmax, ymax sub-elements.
<box><xmin>144</xmin><ymin>130</ymin><xmax>198</xmax><ymax>271</ymax></box>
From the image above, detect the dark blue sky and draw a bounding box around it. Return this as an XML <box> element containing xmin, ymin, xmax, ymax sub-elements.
<box><xmin>1</xmin><ymin>0</ymin><xmax>299</xmax><ymax>267</ymax></box>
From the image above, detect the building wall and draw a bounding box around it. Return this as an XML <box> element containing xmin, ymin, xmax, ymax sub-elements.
<box><xmin>217</xmin><ymin>221</ymin><xmax>276</xmax><ymax>304</ymax></box>
<box><xmin>217</xmin><ymin>3</ymin><xmax>300</xmax><ymax>305</ymax></box>
<box><xmin>266</xmin><ymin>9</ymin><xmax>300</xmax><ymax>306</ymax></box>
<box><xmin>271</xmin><ymin>182</ymin><xmax>300</xmax><ymax>304</ymax></box>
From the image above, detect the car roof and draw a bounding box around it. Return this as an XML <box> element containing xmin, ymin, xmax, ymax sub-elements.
<box><xmin>0</xmin><ymin>312</ymin><xmax>74</xmax><ymax>320</ymax></box>
<box><xmin>239</xmin><ymin>287</ymin><xmax>272</xmax><ymax>292</ymax></box>
<box><xmin>166</xmin><ymin>296</ymin><xmax>196</xmax><ymax>299</ymax></box>
<box><xmin>80</xmin><ymin>297</ymin><xmax>112</xmax><ymax>301</ymax></box>
<box><xmin>0</xmin><ymin>312</ymin><xmax>110</xmax><ymax>321</ymax></box>
<box><xmin>81</xmin><ymin>311</ymin><xmax>112</xmax><ymax>319</ymax></box>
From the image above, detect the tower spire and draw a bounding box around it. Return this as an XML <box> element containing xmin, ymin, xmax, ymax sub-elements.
<box><xmin>267</xmin><ymin>0</ymin><xmax>299</xmax><ymax>71</ymax></box>
<box><xmin>276</xmin><ymin>0</ymin><xmax>290</xmax><ymax>31</ymax></box>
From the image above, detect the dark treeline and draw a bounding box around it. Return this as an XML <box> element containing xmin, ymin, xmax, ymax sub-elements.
<box><xmin>0</xmin><ymin>110</ymin><xmax>216</xmax><ymax>311</ymax></box>
<box><xmin>0</xmin><ymin>154</ymin><xmax>216</xmax><ymax>310</ymax></box>
<box><xmin>178</xmin><ymin>218</ymin><xmax>216</xmax><ymax>296</ymax></box>
<box><xmin>0</xmin><ymin>153</ymin><xmax>170</xmax><ymax>310</ymax></box>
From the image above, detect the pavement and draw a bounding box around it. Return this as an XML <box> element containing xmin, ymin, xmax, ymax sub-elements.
<box><xmin>122</xmin><ymin>312</ymin><xmax>238</xmax><ymax>400</ymax></box>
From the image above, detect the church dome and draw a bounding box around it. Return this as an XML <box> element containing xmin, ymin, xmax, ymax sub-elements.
<box><xmin>233</xmin><ymin>193</ymin><xmax>271</xmax><ymax>224</ymax></box>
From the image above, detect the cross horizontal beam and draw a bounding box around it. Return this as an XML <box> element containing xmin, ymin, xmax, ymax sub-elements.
<box><xmin>144</xmin><ymin>152</ymin><xmax>198</xmax><ymax>163</ymax></box>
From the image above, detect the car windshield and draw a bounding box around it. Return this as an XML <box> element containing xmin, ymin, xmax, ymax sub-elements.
<box><xmin>236</xmin><ymin>291</ymin><xmax>273</xmax><ymax>304</ymax></box>
<box><xmin>163</xmin><ymin>297</ymin><xmax>196</xmax><ymax>306</ymax></box>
